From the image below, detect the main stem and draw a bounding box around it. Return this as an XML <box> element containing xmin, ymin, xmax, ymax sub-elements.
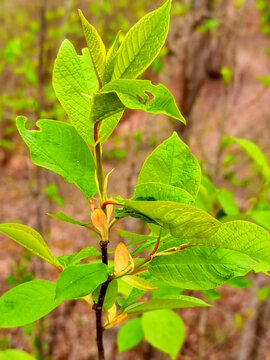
<box><xmin>93</xmin><ymin>123</ymin><xmax>110</xmax><ymax>360</ymax></box>
<box><xmin>95</xmin><ymin>241</ymin><xmax>110</xmax><ymax>360</ymax></box>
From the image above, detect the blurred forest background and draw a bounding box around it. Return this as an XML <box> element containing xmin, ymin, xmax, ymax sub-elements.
<box><xmin>0</xmin><ymin>0</ymin><xmax>270</xmax><ymax>359</ymax></box>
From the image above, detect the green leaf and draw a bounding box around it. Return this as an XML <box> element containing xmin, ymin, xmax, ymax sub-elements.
<box><xmin>188</xmin><ymin>221</ymin><xmax>270</xmax><ymax>270</ymax></box>
<box><xmin>224</xmin><ymin>136</ymin><xmax>270</xmax><ymax>180</ymax></box>
<box><xmin>251</xmin><ymin>210</ymin><xmax>270</xmax><ymax>230</ymax></box>
<box><xmin>124</xmin><ymin>294</ymin><xmax>209</xmax><ymax>314</ymax></box>
<box><xmin>220</xmin><ymin>66</ymin><xmax>233</xmax><ymax>85</ymax></box>
<box><xmin>99</xmin><ymin>110</ymin><xmax>124</xmax><ymax>143</ymax></box>
<box><xmin>149</xmin><ymin>246</ymin><xmax>256</xmax><ymax>289</ymax></box>
<box><xmin>0</xmin><ymin>281</ymin><xmax>62</xmax><ymax>328</ymax></box>
<box><xmin>0</xmin><ymin>223</ymin><xmax>59</xmax><ymax>268</ymax></box>
<box><xmin>117</xmin><ymin>286</ymin><xmax>145</xmax><ymax>308</ymax></box>
<box><xmin>142</xmin><ymin>309</ymin><xmax>185</xmax><ymax>359</ymax></box>
<box><xmin>134</xmin><ymin>183</ymin><xmax>195</xmax><ymax>205</ymax></box>
<box><xmin>112</xmin><ymin>0</ymin><xmax>171</xmax><ymax>80</ymax></box>
<box><xmin>217</xmin><ymin>189</ymin><xmax>239</xmax><ymax>216</ymax></box>
<box><xmin>203</xmin><ymin>289</ymin><xmax>221</xmax><ymax>301</ymax></box>
<box><xmin>121</xmin><ymin>275</ymin><xmax>157</xmax><ymax>291</ymax></box>
<box><xmin>47</xmin><ymin>211</ymin><xmax>90</xmax><ymax>227</ymax></box>
<box><xmin>17</xmin><ymin>117</ymin><xmax>96</xmax><ymax>199</ymax></box>
<box><xmin>101</xmin><ymin>80</ymin><xmax>185</xmax><ymax>123</ymax></box>
<box><xmin>257</xmin><ymin>286</ymin><xmax>270</xmax><ymax>301</ymax></box>
<box><xmin>122</xmin><ymin>199</ymin><xmax>220</xmax><ymax>239</ymax></box>
<box><xmin>226</xmin><ymin>276</ymin><xmax>252</xmax><ymax>288</ymax></box>
<box><xmin>137</xmin><ymin>132</ymin><xmax>201</xmax><ymax>197</ymax></box>
<box><xmin>53</xmin><ymin>39</ymin><xmax>98</xmax><ymax>144</ymax></box>
<box><xmin>57</xmin><ymin>247</ymin><xmax>101</xmax><ymax>268</ymax></box>
<box><xmin>78</xmin><ymin>10</ymin><xmax>106</xmax><ymax>85</ymax></box>
<box><xmin>117</xmin><ymin>318</ymin><xmax>144</xmax><ymax>352</ymax></box>
<box><xmin>92</xmin><ymin>280</ymin><xmax>118</xmax><ymax>310</ymax></box>
<box><xmin>0</xmin><ymin>350</ymin><xmax>36</xmax><ymax>360</ymax></box>
<box><xmin>90</xmin><ymin>92</ymin><xmax>125</xmax><ymax>123</ymax></box>
<box><xmin>56</xmin><ymin>263</ymin><xmax>108</xmax><ymax>300</ymax></box>
<box><xmin>117</xmin><ymin>229</ymin><xmax>157</xmax><ymax>247</ymax></box>
<box><xmin>103</xmin><ymin>31</ymin><xmax>121</xmax><ymax>84</ymax></box>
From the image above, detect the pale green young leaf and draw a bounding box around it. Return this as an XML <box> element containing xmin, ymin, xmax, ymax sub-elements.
<box><xmin>101</xmin><ymin>80</ymin><xmax>185</xmax><ymax>123</ymax></box>
<box><xmin>103</xmin><ymin>31</ymin><xmax>121</xmax><ymax>84</ymax></box>
<box><xmin>56</xmin><ymin>263</ymin><xmax>108</xmax><ymax>300</ymax></box>
<box><xmin>92</xmin><ymin>280</ymin><xmax>118</xmax><ymax>310</ymax></box>
<box><xmin>0</xmin><ymin>281</ymin><xmax>62</xmax><ymax>328</ymax></box>
<box><xmin>53</xmin><ymin>39</ymin><xmax>98</xmax><ymax>144</ymax></box>
<box><xmin>134</xmin><ymin>183</ymin><xmax>195</xmax><ymax>205</ymax></box>
<box><xmin>149</xmin><ymin>246</ymin><xmax>256</xmax><ymax>289</ymax></box>
<box><xmin>137</xmin><ymin>132</ymin><xmax>201</xmax><ymax>197</ymax></box>
<box><xmin>122</xmin><ymin>199</ymin><xmax>220</xmax><ymax>239</ymax></box>
<box><xmin>47</xmin><ymin>211</ymin><xmax>90</xmax><ymax>227</ymax></box>
<box><xmin>217</xmin><ymin>189</ymin><xmax>239</xmax><ymax>216</ymax></box>
<box><xmin>117</xmin><ymin>318</ymin><xmax>144</xmax><ymax>352</ymax></box>
<box><xmin>0</xmin><ymin>223</ymin><xmax>59</xmax><ymax>268</ymax></box>
<box><xmin>17</xmin><ymin>117</ymin><xmax>96</xmax><ymax>199</ymax></box>
<box><xmin>142</xmin><ymin>309</ymin><xmax>185</xmax><ymax>359</ymax></box>
<box><xmin>121</xmin><ymin>275</ymin><xmax>158</xmax><ymax>291</ymax></box>
<box><xmin>112</xmin><ymin>0</ymin><xmax>171</xmax><ymax>80</ymax></box>
<box><xmin>78</xmin><ymin>9</ymin><xmax>106</xmax><ymax>85</ymax></box>
<box><xmin>124</xmin><ymin>294</ymin><xmax>209</xmax><ymax>314</ymax></box>
<box><xmin>0</xmin><ymin>349</ymin><xmax>36</xmax><ymax>360</ymax></box>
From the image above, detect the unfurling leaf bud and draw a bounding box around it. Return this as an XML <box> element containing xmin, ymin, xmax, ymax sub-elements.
<box><xmin>91</xmin><ymin>209</ymin><xmax>108</xmax><ymax>240</ymax></box>
<box><xmin>114</xmin><ymin>242</ymin><xmax>130</xmax><ymax>275</ymax></box>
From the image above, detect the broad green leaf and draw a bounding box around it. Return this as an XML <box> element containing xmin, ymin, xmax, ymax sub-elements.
<box><xmin>124</xmin><ymin>294</ymin><xmax>209</xmax><ymax>314</ymax></box>
<box><xmin>90</xmin><ymin>92</ymin><xmax>124</xmax><ymax>123</ymax></box>
<box><xmin>56</xmin><ymin>263</ymin><xmax>108</xmax><ymax>300</ymax></box>
<box><xmin>57</xmin><ymin>247</ymin><xmax>101</xmax><ymax>268</ymax></box>
<box><xmin>17</xmin><ymin>117</ymin><xmax>96</xmax><ymax>199</ymax></box>
<box><xmin>134</xmin><ymin>183</ymin><xmax>195</xmax><ymax>205</ymax></box>
<box><xmin>188</xmin><ymin>221</ymin><xmax>270</xmax><ymax>270</ymax></box>
<box><xmin>121</xmin><ymin>275</ymin><xmax>157</xmax><ymax>291</ymax></box>
<box><xmin>101</xmin><ymin>80</ymin><xmax>185</xmax><ymax>123</ymax></box>
<box><xmin>0</xmin><ymin>350</ymin><xmax>36</xmax><ymax>360</ymax></box>
<box><xmin>224</xmin><ymin>136</ymin><xmax>270</xmax><ymax>180</ymax></box>
<box><xmin>78</xmin><ymin>10</ymin><xmax>106</xmax><ymax>85</ymax></box>
<box><xmin>47</xmin><ymin>211</ymin><xmax>90</xmax><ymax>227</ymax></box>
<box><xmin>137</xmin><ymin>132</ymin><xmax>201</xmax><ymax>197</ymax></box>
<box><xmin>53</xmin><ymin>39</ymin><xmax>98</xmax><ymax>144</ymax></box>
<box><xmin>112</xmin><ymin>0</ymin><xmax>171</xmax><ymax>80</ymax></box>
<box><xmin>149</xmin><ymin>246</ymin><xmax>256</xmax><ymax>289</ymax></box>
<box><xmin>0</xmin><ymin>281</ymin><xmax>62</xmax><ymax>328</ymax></box>
<box><xmin>122</xmin><ymin>199</ymin><xmax>220</xmax><ymax>239</ymax></box>
<box><xmin>217</xmin><ymin>189</ymin><xmax>239</xmax><ymax>216</ymax></box>
<box><xmin>142</xmin><ymin>309</ymin><xmax>185</xmax><ymax>359</ymax></box>
<box><xmin>251</xmin><ymin>210</ymin><xmax>270</xmax><ymax>230</ymax></box>
<box><xmin>117</xmin><ymin>318</ymin><xmax>144</xmax><ymax>352</ymax></box>
<box><xmin>92</xmin><ymin>280</ymin><xmax>118</xmax><ymax>310</ymax></box>
<box><xmin>0</xmin><ymin>223</ymin><xmax>59</xmax><ymax>268</ymax></box>
<box><xmin>99</xmin><ymin>110</ymin><xmax>124</xmax><ymax>143</ymax></box>
<box><xmin>103</xmin><ymin>31</ymin><xmax>121</xmax><ymax>84</ymax></box>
